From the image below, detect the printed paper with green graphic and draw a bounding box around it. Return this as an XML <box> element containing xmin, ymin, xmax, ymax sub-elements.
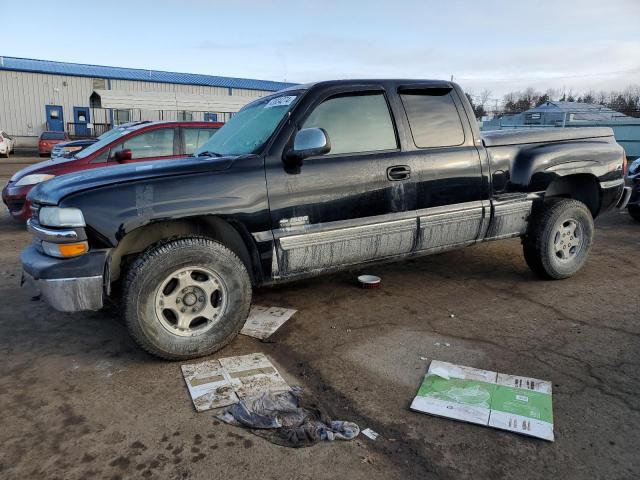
<box><xmin>411</xmin><ymin>360</ymin><xmax>554</xmax><ymax>441</ymax></box>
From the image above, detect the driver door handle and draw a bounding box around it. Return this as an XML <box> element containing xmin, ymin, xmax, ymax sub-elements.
<box><xmin>387</xmin><ymin>165</ymin><xmax>411</xmax><ymax>181</ymax></box>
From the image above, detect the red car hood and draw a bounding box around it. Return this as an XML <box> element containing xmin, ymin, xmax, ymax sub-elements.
<box><xmin>10</xmin><ymin>156</ymin><xmax>81</xmax><ymax>182</ymax></box>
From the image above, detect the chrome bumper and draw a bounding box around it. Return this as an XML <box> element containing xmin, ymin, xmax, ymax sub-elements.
<box><xmin>617</xmin><ymin>186</ymin><xmax>632</xmax><ymax>210</ymax></box>
<box><xmin>22</xmin><ymin>270</ymin><xmax>104</xmax><ymax>312</ymax></box>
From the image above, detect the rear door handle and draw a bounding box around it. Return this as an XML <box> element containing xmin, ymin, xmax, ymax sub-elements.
<box><xmin>387</xmin><ymin>165</ymin><xmax>411</xmax><ymax>181</ymax></box>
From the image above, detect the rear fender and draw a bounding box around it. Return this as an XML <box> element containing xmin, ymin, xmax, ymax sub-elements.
<box><xmin>509</xmin><ymin>140</ymin><xmax>623</xmax><ymax>191</ymax></box>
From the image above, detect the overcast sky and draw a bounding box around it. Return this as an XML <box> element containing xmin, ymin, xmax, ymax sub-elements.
<box><xmin>4</xmin><ymin>0</ymin><xmax>639</xmax><ymax>102</ymax></box>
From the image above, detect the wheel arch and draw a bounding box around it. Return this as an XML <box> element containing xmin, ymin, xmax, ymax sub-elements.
<box><xmin>108</xmin><ymin>216</ymin><xmax>261</xmax><ymax>286</ymax></box>
<box><xmin>544</xmin><ymin>173</ymin><xmax>601</xmax><ymax>218</ymax></box>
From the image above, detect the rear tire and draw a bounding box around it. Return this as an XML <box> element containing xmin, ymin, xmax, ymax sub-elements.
<box><xmin>123</xmin><ymin>236</ymin><xmax>252</xmax><ymax>360</ymax></box>
<box><xmin>628</xmin><ymin>205</ymin><xmax>640</xmax><ymax>222</ymax></box>
<box><xmin>523</xmin><ymin>199</ymin><xmax>594</xmax><ymax>279</ymax></box>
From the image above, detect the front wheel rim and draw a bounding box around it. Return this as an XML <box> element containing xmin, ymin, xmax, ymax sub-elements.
<box><xmin>153</xmin><ymin>266</ymin><xmax>228</xmax><ymax>337</ymax></box>
<box><xmin>552</xmin><ymin>218</ymin><xmax>583</xmax><ymax>262</ymax></box>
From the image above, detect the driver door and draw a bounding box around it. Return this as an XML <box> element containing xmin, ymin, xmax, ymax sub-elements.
<box><xmin>265</xmin><ymin>89</ymin><xmax>417</xmax><ymax>278</ymax></box>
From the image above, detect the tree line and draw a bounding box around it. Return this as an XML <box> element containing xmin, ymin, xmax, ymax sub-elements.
<box><xmin>465</xmin><ymin>86</ymin><xmax>640</xmax><ymax>119</ymax></box>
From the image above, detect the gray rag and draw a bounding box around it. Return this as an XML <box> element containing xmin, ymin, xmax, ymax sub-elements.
<box><xmin>217</xmin><ymin>386</ymin><xmax>359</xmax><ymax>448</ymax></box>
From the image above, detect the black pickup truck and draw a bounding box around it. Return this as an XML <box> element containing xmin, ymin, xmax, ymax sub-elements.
<box><xmin>21</xmin><ymin>80</ymin><xmax>631</xmax><ymax>360</ymax></box>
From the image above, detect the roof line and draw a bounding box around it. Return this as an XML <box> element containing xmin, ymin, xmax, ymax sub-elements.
<box><xmin>0</xmin><ymin>55</ymin><xmax>297</xmax><ymax>92</ymax></box>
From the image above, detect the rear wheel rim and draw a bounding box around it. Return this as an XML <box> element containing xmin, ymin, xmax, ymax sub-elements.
<box><xmin>552</xmin><ymin>218</ymin><xmax>583</xmax><ymax>263</ymax></box>
<box><xmin>154</xmin><ymin>266</ymin><xmax>228</xmax><ymax>337</ymax></box>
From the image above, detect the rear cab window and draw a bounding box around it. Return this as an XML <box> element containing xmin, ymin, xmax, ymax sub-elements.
<box><xmin>302</xmin><ymin>92</ymin><xmax>397</xmax><ymax>155</ymax></box>
<box><xmin>399</xmin><ymin>88</ymin><xmax>465</xmax><ymax>148</ymax></box>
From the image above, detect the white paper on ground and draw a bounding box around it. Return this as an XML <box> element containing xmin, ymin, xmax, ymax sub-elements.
<box><xmin>240</xmin><ymin>306</ymin><xmax>297</xmax><ymax>340</ymax></box>
<box><xmin>182</xmin><ymin>353</ymin><xmax>290</xmax><ymax>411</ymax></box>
<box><xmin>181</xmin><ymin>360</ymin><xmax>238</xmax><ymax>412</ymax></box>
<box><xmin>218</xmin><ymin>352</ymin><xmax>291</xmax><ymax>399</ymax></box>
<box><xmin>361</xmin><ymin>428</ymin><xmax>379</xmax><ymax>440</ymax></box>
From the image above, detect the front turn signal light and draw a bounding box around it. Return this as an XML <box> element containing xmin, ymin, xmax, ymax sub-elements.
<box><xmin>42</xmin><ymin>241</ymin><xmax>88</xmax><ymax>258</ymax></box>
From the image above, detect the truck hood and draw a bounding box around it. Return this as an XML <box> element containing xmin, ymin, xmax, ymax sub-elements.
<box><xmin>28</xmin><ymin>155</ymin><xmax>240</xmax><ymax>205</ymax></box>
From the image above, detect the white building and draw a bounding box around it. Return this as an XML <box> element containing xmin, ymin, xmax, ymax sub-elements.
<box><xmin>0</xmin><ymin>56</ymin><xmax>294</xmax><ymax>147</ymax></box>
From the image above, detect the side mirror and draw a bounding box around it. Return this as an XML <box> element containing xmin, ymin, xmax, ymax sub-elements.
<box><xmin>114</xmin><ymin>149</ymin><xmax>132</xmax><ymax>162</ymax></box>
<box><xmin>284</xmin><ymin>128</ymin><xmax>330</xmax><ymax>165</ymax></box>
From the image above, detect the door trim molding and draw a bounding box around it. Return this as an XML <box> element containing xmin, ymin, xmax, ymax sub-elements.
<box><xmin>270</xmin><ymin>210</ymin><xmax>417</xmax><ymax>276</ymax></box>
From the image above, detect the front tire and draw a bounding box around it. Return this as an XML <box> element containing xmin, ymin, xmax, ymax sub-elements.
<box><xmin>523</xmin><ymin>199</ymin><xmax>594</xmax><ymax>279</ymax></box>
<box><xmin>628</xmin><ymin>205</ymin><xmax>640</xmax><ymax>222</ymax></box>
<box><xmin>123</xmin><ymin>236</ymin><xmax>252</xmax><ymax>360</ymax></box>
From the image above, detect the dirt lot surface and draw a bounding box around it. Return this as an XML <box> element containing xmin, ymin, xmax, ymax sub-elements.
<box><xmin>1</xmin><ymin>154</ymin><xmax>638</xmax><ymax>479</ymax></box>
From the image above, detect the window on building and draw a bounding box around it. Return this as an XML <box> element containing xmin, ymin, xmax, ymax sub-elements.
<box><xmin>399</xmin><ymin>89</ymin><xmax>465</xmax><ymax>148</ymax></box>
<box><xmin>184</xmin><ymin>128</ymin><xmax>218</xmax><ymax>155</ymax></box>
<box><xmin>92</xmin><ymin>78</ymin><xmax>107</xmax><ymax>90</ymax></box>
<box><xmin>204</xmin><ymin>113</ymin><xmax>218</xmax><ymax>122</ymax></box>
<box><xmin>49</xmin><ymin>109</ymin><xmax>60</xmax><ymax>119</ymax></box>
<box><xmin>114</xmin><ymin>110</ymin><xmax>130</xmax><ymax>125</ymax></box>
<box><xmin>302</xmin><ymin>93</ymin><xmax>397</xmax><ymax>155</ymax></box>
<box><xmin>111</xmin><ymin>128</ymin><xmax>175</xmax><ymax>159</ymax></box>
<box><xmin>178</xmin><ymin>111</ymin><xmax>193</xmax><ymax>121</ymax></box>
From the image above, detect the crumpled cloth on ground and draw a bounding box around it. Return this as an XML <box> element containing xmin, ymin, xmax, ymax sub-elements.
<box><xmin>217</xmin><ymin>386</ymin><xmax>360</xmax><ymax>448</ymax></box>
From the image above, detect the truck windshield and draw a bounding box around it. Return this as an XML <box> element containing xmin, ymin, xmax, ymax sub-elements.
<box><xmin>196</xmin><ymin>93</ymin><xmax>299</xmax><ymax>156</ymax></box>
<box><xmin>74</xmin><ymin>127</ymin><xmax>130</xmax><ymax>159</ymax></box>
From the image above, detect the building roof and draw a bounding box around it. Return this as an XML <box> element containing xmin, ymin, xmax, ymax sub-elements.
<box><xmin>0</xmin><ymin>56</ymin><xmax>296</xmax><ymax>92</ymax></box>
<box><xmin>529</xmin><ymin>101</ymin><xmax>625</xmax><ymax>115</ymax></box>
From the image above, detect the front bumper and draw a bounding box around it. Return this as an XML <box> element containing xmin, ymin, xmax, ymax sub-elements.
<box><xmin>627</xmin><ymin>174</ymin><xmax>640</xmax><ymax>208</ymax></box>
<box><xmin>21</xmin><ymin>244</ymin><xmax>108</xmax><ymax>312</ymax></box>
<box><xmin>617</xmin><ymin>187</ymin><xmax>632</xmax><ymax>210</ymax></box>
<box><xmin>2</xmin><ymin>182</ymin><xmax>33</xmax><ymax>220</ymax></box>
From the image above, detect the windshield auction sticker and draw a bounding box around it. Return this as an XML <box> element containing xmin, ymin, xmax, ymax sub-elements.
<box><xmin>265</xmin><ymin>95</ymin><xmax>296</xmax><ymax>108</ymax></box>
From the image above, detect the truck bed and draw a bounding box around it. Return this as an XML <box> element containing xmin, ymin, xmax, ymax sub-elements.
<box><xmin>481</xmin><ymin>127</ymin><xmax>614</xmax><ymax>147</ymax></box>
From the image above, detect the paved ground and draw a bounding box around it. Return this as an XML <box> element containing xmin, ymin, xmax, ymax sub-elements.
<box><xmin>1</xmin><ymin>153</ymin><xmax>638</xmax><ymax>480</ymax></box>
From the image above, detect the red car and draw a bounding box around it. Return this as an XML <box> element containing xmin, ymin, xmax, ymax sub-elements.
<box><xmin>3</xmin><ymin>121</ymin><xmax>223</xmax><ymax>220</ymax></box>
<box><xmin>38</xmin><ymin>131</ymin><xmax>70</xmax><ymax>156</ymax></box>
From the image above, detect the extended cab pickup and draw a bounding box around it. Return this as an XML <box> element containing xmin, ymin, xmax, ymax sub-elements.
<box><xmin>21</xmin><ymin>80</ymin><xmax>631</xmax><ymax>360</ymax></box>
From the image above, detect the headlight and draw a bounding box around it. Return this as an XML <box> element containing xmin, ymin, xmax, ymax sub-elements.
<box><xmin>39</xmin><ymin>207</ymin><xmax>86</xmax><ymax>227</ymax></box>
<box><xmin>14</xmin><ymin>174</ymin><xmax>55</xmax><ymax>187</ymax></box>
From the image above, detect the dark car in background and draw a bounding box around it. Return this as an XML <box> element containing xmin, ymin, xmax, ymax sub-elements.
<box><xmin>3</xmin><ymin>120</ymin><xmax>223</xmax><ymax>220</ymax></box>
<box><xmin>627</xmin><ymin>157</ymin><xmax>640</xmax><ymax>221</ymax></box>
<box><xmin>38</xmin><ymin>131</ymin><xmax>70</xmax><ymax>156</ymax></box>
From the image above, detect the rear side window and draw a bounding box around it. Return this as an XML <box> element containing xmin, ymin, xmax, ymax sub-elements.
<box><xmin>41</xmin><ymin>132</ymin><xmax>66</xmax><ymax>140</ymax></box>
<box><xmin>302</xmin><ymin>93</ymin><xmax>397</xmax><ymax>156</ymax></box>
<box><xmin>112</xmin><ymin>128</ymin><xmax>175</xmax><ymax>159</ymax></box>
<box><xmin>399</xmin><ymin>90</ymin><xmax>465</xmax><ymax>148</ymax></box>
<box><xmin>184</xmin><ymin>128</ymin><xmax>217</xmax><ymax>155</ymax></box>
